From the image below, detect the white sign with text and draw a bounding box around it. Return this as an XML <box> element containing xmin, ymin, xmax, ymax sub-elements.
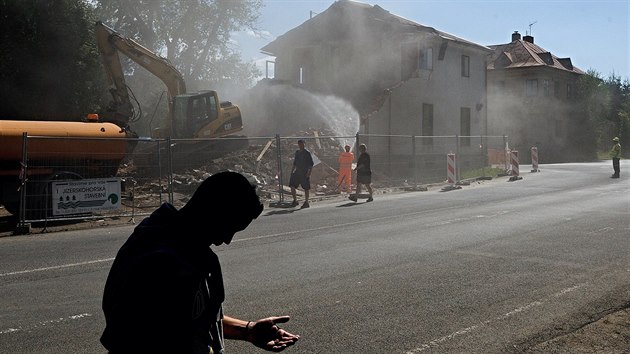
<box><xmin>52</xmin><ymin>178</ymin><xmax>122</xmax><ymax>215</ymax></box>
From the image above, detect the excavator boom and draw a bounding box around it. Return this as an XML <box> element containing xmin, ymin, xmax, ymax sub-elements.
<box><xmin>94</xmin><ymin>21</ymin><xmax>243</xmax><ymax>141</ymax></box>
<box><xmin>95</xmin><ymin>21</ymin><xmax>186</xmax><ymax>133</ymax></box>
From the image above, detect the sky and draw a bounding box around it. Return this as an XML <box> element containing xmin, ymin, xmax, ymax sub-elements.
<box><xmin>233</xmin><ymin>0</ymin><xmax>629</xmax><ymax>80</ymax></box>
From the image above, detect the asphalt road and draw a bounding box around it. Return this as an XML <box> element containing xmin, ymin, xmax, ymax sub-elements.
<box><xmin>1</xmin><ymin>161</ymin><xmax>628</xmax><ymax>353</ymax></box>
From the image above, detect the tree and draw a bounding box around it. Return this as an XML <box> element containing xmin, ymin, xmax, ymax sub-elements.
<box><xmin>604</xmin><ymin>75</ymin><xmax>630</xmax><ymax>146</ymax></box>
<box><xmin>0</xmin><ymin>0</ymin><xmax>107</xmax><ymax>120</ymax></box>
<box><xmin>576</xmin><ymin>70</ymin><xmax>630</xmax><ymax>155</ymax></box>
<box><xmin>93</xmin><ymin>0</ymin><xmax>262</xmax><ymax>90</ymax></box>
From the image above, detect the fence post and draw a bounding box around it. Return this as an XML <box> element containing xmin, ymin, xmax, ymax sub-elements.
<box><xmin>455</xmin><ymin>135</ymin><xmax>460</xmax><ymax>182</ymax></box>
<box><xmin>157</xmin><ymin>139</ymin><xmax>163</xmax><ymax>204</ymax></box>
<box><xmin>530</xmin><ymin>146</ymin><xmax>539</xmax><ymax>172</ymax></box>
<box><xmin>411</xmin><ymin>135</ymin><xmax>417</xmax><ymax>184</ymax></box>
<box><xmin>503</xmin><ymin>135</ymin><xmax>509</xmax><ymax>173</ymax></box>
<box><xmin>480</xmin><ymin>135</ymin><xmax>485</xmax><ymax>178</ymax></box>
<box><xmin>275</xmin><ymin>134</ymin><xmax>284</xmax><ymax>203</ymax></box>
<box><xmin>15</xmin><ymin>133</ymin><xmax>31</xmax><ymax>234</ymax></box>
<box><xmin>166</xmin><ymin>137</ymin><xmax>174</xmax><ymax>203</ymax></box>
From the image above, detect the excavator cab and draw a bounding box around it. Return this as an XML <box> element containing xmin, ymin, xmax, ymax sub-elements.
<box><xmin>172</xmin><ymin>91</ymin><xmax>219</xmax><ymax>139</ymax></box>
<box><xmin>170</xmin><ymin>90</ymin><xmax>244</xmax><ymax>139</ymax></box>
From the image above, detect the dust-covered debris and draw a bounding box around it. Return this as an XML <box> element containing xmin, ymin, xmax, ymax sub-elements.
<box><xmin>120</xmin><ymin>128</ymin><xmax>355</xmax><ymax>206</ymax></box>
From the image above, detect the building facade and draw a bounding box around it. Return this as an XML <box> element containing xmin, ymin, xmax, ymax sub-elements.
<box><xmin>262</xmin><ymin>0</ymin><xmax>491</xmax><ymax>178</ymax></box>
<box><xmin>487</xmin><ymin>31</ymin><xmax>585</xmax><ymax>163</ymax></box>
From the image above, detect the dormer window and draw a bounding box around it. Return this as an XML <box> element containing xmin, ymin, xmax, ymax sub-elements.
<box><xmin>495</xmin><ymin>52</ymin><xmax>512</xmax><ymax>68</ymax></box>
<box><xmin>537</xmin><ymin>52</ymin><xmax>554</xmax><ymax>65</ymax></box>
<box><xmin>558</xmin><ymin>58</ymin><xmax>573</xmax><ymax>70</ymax></box>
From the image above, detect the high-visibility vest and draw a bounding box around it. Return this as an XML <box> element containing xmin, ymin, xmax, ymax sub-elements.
<box><xmin>338</xmin><ymin>152</ymin><xmax>354</xmax><ymax>169</ymax></box>
<box><xmin>610</xmin><ymin>143</ymin><xmax>621</xmax><ymax>159</ymax></box>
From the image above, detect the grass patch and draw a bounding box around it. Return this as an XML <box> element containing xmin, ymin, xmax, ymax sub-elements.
<box><xmin>596</xmin><ymin>151</ymin><xmax>611</xmax><ymax>160</ymax></box>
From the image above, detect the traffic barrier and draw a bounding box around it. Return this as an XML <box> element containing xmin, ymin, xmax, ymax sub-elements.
<box><xmin>447</xmin><ymin>153</ymin><xmax>456</xmax><ymax>184</ymax></box>
<box><xmin>511</xmin><ymin>150</ymin><xmax>519</xmax><ymax>176</ymax></box>
<box><xmin>531</xmin><ymin>147</ymin><xmax>539</xmax><ymax>172</ymax></box>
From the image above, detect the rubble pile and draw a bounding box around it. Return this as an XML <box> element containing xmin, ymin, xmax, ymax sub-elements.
<box><xmin>123</xmin><ymin>128</ymin><xmax>350</xmax><ymax>205</ymax></box>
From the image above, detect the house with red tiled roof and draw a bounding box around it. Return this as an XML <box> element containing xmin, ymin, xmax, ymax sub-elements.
<box><xmin>487</xmin><ymin>31</ymin><xmax>585</xmax><ymax>163</ymax></box>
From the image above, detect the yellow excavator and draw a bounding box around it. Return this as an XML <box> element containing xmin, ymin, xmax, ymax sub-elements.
<box><xmin>94</xmin><ymin>21</ymin><xmax>244</xmax><ymax>140</ymax></box>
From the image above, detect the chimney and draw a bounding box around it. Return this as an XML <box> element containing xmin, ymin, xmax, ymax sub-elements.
<box><xmin>523</xmin><ymin>35</ymin><xmax>534</xmax><ymax>44</ymax></box>
<box><xmin>512</xmin><ymin>31</ymin><xmax>521</xmax><ymax>42</ymax></box>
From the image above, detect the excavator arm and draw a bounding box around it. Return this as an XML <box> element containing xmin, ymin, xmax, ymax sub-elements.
<box><xmin>95</xmin><ymin>21</ymin><xmax>185</xmax><ymax>133</ymax></box>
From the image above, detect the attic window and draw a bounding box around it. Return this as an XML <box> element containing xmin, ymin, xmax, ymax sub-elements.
<box><xmin>537</xmin><ymin>52</ymin><xmax>554</xmax><ymax>65</ymax></box>
<box><xmin>495</xmin><ymin>52</ymin><xmax>512</xmax><ymax>68</ymax></box>
<box><xmin>558</xmin><ymin>58</ymin><xmax>573</xmax><ymax>70</ymax></box>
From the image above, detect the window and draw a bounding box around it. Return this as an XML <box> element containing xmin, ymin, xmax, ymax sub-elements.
<box><xmin>182</xmin><ymin>95</ymin><xmax>218</xmax><ymax>138</ymax></box>
<box><xmin>460</xmin><ymin>107</ymin><xmax>471</xmax><ymax>146</ymax></box>
<box><xmin>403</xmin><ymin>43</ymin><xmax>433</xmax><ymax>78</ymax></box>
<box><xmin>422</xmin><ymin>103</ymin><xmax>434</xmax><ymax>145</ymax></box>
<box><xmin>461</xmin><ymin>55</ymin><xmax>470</xmax><ymax>77</ymax></box>
<box><xmin>526</xmin><ymin>79</ymin><xmax>538</xmax><ymax>97</ymax></box>
<box><xmin>554</xmin><ymin>81</ymin><xmax>560</xmax><ymax>98</ymax></box>
<box><xmin>419</xmin><ymin>47</ymin><xmax>433</xmax><ymax>70</ymax></box>
<box><xmin>543</xmin><ymin>79</ymin><xmax>550</xmax><ymax>96</ymax></box>
<box><xmin>566</xmin><ymin>83</ymin><xmax>573</xmax><ymax>99</ymax></box>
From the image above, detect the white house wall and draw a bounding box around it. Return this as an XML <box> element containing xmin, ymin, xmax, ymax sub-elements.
<box><xmin>367</xmin><ymin>40</ymin><xmax>488</xmax><ymax>157</ymax></box>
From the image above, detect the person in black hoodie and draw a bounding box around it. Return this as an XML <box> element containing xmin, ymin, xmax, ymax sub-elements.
<box><xmin>101</xmin><ymin>171</ymin><xmax>299</xmax><ymax>353</ymax></box>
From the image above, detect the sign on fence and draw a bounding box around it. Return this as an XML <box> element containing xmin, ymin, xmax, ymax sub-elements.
<box><xmin>52</xmin><ymin>178</ymin><xmax>122</xmax><ymax>215</ymax></box>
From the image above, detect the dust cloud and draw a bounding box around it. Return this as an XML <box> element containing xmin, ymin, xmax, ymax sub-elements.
<box><xmin>238</xmin><ymin>80</ymin><xmax>360</xmax><ymax>148</ymax></box>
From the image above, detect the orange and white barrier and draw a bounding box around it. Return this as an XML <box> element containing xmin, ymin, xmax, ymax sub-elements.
<box><xmin>510</xmin><ymin>150</ymin><xmax>519</xmax><ymax>177</ymax></box>
<box><xmin>447</xmin><ymin>153</ymin><xmax>456</xmax><ymax>184</ymax></box>
<box><xmin>531</xmin><ymin>147</ymin><xmax>539</xmax><ymax>172</ymax></box>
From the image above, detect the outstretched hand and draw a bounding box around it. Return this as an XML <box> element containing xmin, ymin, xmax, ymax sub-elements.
<box><xmin>247</xmin><ymin>316</ymin><xmax>300</xmax><ymax>352</ymax></box>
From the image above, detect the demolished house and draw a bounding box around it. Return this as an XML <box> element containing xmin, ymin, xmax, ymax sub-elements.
<box><xmin>261</xmin><ymin>0</ymin><xmax>492</xmax><ymax>181</ymax></box>
<box><xmin>487</xmin><ymin>31</ymin><xmax>585</xmax><ymax>163</ymax></box>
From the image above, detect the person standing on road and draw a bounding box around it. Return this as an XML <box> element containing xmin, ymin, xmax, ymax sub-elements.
<box><xmin>610</xmin><ymin>137</ymin><xmax>621</xmax><ymax>178</ymax></box>
<box><xmin>337</xmin><ymin>144</ymin><xmax>354</xmax><ymax>193</ymax></box>
<box><xmin>289</xmin><ymin>139</ymin><xmax>314</xmax><ymax>209</ymax></box>
<box><xmin>101</xmin><ymin>171</ymin><xmax>300</xmax><ymax>354</ymax></box>
<box><xmin>349</xmin><ymin>144</ymin><xmax>373</xmax><ymax>202</ymax></box>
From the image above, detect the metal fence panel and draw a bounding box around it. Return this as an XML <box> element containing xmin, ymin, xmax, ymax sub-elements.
<box><xmin>9</xmin><ymin>133</ymin><xmax>510</xmax><ymax>228</ymax></box>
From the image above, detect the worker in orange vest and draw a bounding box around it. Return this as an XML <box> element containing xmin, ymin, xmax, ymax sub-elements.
<box><xmin>337</xmin><ymin>144</ymin><xmax>354</xmax><ymax>193</ymax></box>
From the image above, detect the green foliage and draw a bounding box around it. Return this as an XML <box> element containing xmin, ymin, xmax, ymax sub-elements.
<box><xmin>93</xmin><ymin>0</ymin><xmax>262</xmax><ymax>89</ymax></box>
<box><xmin>576</xmin><ymin>70</ymin><xmax>630</xmax><ymax>153</ymax></box>
<box><xmin>0</xmin><ymin>0</ymin><xmax>107</xmax><ymax>120</ymax></box>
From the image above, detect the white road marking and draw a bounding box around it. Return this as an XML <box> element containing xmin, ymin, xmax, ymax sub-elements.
<box><xmin>0</xmin><ymin>258</ymin><xmax>114</xmax><ymax>277</ymax></box>
<box><xmin>405</xmin><ymin>284</ymin><xmax>587</xmax><ymax>353</ymax></box>
<box><xmin>2</xmin><ymin>206</ymin><xmax>512</xmax><ymax>276</ymax></box>
<box><xmin>586</xmin><ymin>227</ymin><xmax>614</xmax><ymax>235</ymax></box>
<box><xmin>237</xmin><ymin>207</ymin><xmax>513</xmax><ymax>243</ymax></box>
<box><xmin>0</xmin><ymin>313</ymin><xmax>92</xmax><ymax>335</ymax></box>
<box><xmin>235</xmin><ymin>206</ymin><xmax>461</xmax><ymax>242</ymax></box>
